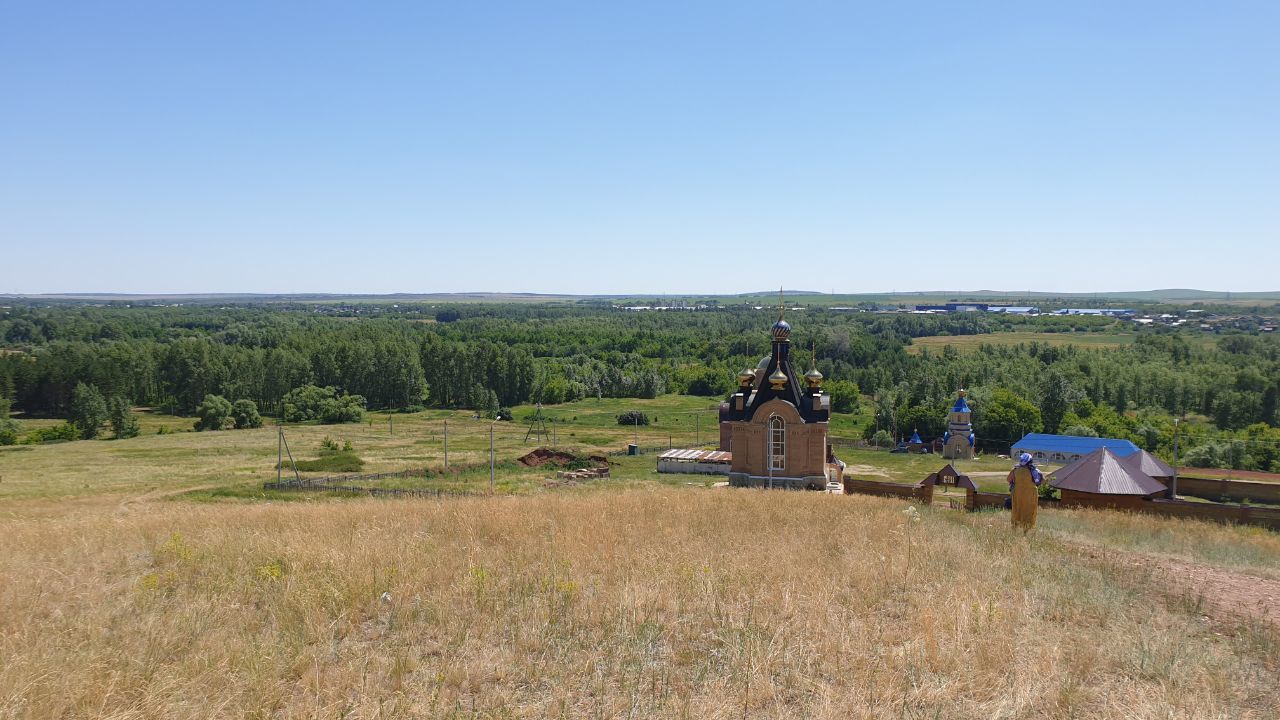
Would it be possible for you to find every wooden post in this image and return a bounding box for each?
[443,420,449,470]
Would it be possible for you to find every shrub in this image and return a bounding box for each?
[24,423,80,444]
[0,417,20,446]
[282,385,366,424]
[870,430,894,448]
[617,410,649,426]
[194,395,234,431]
[232,399,263,429]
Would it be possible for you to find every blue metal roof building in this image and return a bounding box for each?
[1012,433,1140,464]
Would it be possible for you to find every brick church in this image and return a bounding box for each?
[719,312,840,489]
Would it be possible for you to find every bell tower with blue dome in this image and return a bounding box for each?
[942,390,976,460]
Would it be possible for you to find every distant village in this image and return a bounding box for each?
[616,301,1277,333]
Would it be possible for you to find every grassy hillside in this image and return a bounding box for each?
[2,489,1277,718]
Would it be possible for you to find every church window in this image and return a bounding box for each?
[769,415,785,471]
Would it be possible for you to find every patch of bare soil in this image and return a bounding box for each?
[517,447,607,468]
[842,464,893,479]
[1076,543,1280,631]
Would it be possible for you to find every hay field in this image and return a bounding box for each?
[907,332,1137,355]
[2,489,1277,719]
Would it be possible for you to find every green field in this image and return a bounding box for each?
[907,331,1138,354]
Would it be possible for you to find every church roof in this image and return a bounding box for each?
[951,396,971,413]
[909,430,922,444]
[1050,448,1167,495]
[1119,449,1176,479]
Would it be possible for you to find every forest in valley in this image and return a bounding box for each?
[1,301,1278,469]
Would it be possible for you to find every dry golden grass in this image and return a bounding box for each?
[2,489,1276,719]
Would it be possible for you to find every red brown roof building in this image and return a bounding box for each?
[1050,447,1169,510]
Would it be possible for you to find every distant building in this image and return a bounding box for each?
[1012,433,1140,464]
[1054,308,1135,317]
[915,303,989,313]
[719,313,837,489]
[988,306,1040,315]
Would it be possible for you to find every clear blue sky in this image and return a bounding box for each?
[2,1,1277,295]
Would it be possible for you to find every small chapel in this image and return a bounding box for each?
[942,389,976,460]
[719,312,839,489]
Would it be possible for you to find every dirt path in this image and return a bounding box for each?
[117,483,218,511]
[1073,543,1280,631]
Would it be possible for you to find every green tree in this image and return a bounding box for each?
[194,394,235,431]
[975,389,1043,442]
[1062,424,1099,438]
[232,399,263,429]
[69,383,108,439]
[107,396,140,439]
[281,385,365,424]
[0,397,19,445]
[1039,369,1081,434]
[825,379,861,415]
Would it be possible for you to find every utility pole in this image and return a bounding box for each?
[277,425,282,484]
[489,421,496,493]
[1171,417,1180,499]
[443,420,449,470]
[388,411,393,436]
[634,414,639,447]
[696,414,700,445]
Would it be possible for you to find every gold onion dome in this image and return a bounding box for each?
[770,319,791,341]
[737,368,755,385]
[805,367,824,386]
[769,367,788,388]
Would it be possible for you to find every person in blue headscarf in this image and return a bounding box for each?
[1008,452,1042,530]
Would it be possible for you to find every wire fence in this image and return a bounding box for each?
[264,470,483,498]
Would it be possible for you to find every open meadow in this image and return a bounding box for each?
[3,489,1279,719]
[2,396,1280,717]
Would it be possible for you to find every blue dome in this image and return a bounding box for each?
[771,319,791,340]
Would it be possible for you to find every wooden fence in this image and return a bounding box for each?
[1174,476,1280,505]
[842,477,933,505]
[1144,498,1280,531]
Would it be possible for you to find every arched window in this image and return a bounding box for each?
[769,415,785,471]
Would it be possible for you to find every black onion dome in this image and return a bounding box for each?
[771,319,791,341]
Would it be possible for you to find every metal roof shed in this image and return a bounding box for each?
[1118,450,1175,481]
[1051,448,1167,498]
[1012,433,1140,463]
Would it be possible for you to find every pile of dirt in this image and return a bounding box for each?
[518,448,608,468]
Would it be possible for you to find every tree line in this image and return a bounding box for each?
[1,303,1278,467]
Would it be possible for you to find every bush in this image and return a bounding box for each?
[287,438,364,472]
[24,423,80,444]
[617,410,649,426]
[0,417,20,446]
[194,394,234,431]
[282,385,366,424]
[232,399,263,429]
[870,430,893,448]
